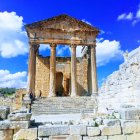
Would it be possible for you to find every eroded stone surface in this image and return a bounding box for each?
[0,106,10,120]
[38,125,70,137]
[122,120,140,134]
[87,127,100,136]
[0,130,13,140]
[70,125,86,135]
[13,127,37,140]
[8,112,32,121]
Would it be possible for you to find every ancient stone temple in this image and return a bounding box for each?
[25,14,99,98]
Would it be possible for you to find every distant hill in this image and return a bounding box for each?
[0,88,16,97]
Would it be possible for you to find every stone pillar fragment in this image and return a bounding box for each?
[71,45,77,97]
[48,44,57,97]
[27,44,39,96]
[91,46,98,95]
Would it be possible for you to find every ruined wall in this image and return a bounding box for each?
[99,47,140,113]
[35,55,88,97]
[0,89,27,111]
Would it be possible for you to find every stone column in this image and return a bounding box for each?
[91,46,98,95]
[48,44,57,97]
[27,44,39,96]
[71,45,77,97]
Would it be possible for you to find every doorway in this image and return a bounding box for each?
[56,72,64,96]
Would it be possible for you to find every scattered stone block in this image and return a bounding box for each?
[13,127,37,140]
[87,127,100,136]
[8,112,32,121]
[70,125,86,135]
[9,121,30,129]
[122,120,140,134]
[0,106,10,120]
[83,136,107,140]
[38,125,70,137]
[0,120,10,129]
[99,119,122,135]
[0,129,13,140]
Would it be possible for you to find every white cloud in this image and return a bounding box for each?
[57,45,70,56]
[136,6,140,18]
[96,40,123,66]
[0,70,27,88]
[117,4,140,25]
[0,11,28,58]
[117,12,133,20]
[39,44,50,51]
[75,39,123,66]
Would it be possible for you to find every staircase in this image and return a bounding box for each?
[31,97,96,115]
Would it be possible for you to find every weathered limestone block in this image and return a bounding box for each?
[108,135,126,140]
[70,125,86,135]
[122,120,140,134]
[13,127,37,140]
[99,120,121,136]
[10,121,30,129]
[87,127,100,136]
[126,134,140,140]
[8,113,32,121]
[119,108,140,120]
[0,129,13,140]
[99,125,121,136]
[83,136,107,140]
[0,106,10,120]
[0,120,10,129]
[38,125,70,137]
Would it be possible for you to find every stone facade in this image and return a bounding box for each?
[35,55,88,97]
[99,46,140,113]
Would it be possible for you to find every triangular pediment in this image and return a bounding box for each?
[26,14,99,32]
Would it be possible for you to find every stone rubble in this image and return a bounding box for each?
[99,47,140,113]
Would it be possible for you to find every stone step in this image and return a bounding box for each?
[31,97,96,115]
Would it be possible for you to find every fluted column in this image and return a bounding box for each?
[48,44,57,97]
[71,45,77,97]
[27,44,39,96]
[91,46,98,95]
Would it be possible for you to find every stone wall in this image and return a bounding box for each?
[35,55,88,97]
[99,47,140,113]
[3,116,140,140]
[0,89,26,112]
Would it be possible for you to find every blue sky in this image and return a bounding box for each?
[0,0,140,88]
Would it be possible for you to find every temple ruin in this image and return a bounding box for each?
[25,14,99,97]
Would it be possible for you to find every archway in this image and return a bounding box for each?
[56,72,64,96]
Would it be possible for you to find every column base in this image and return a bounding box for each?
[48,93,56,97]
[70,93,77,97]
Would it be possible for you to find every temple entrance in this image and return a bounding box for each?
[56,72,64,96]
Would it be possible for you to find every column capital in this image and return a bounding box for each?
[29,43,40,52]
[70,44,77,48]
[50,43,57,48]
